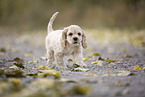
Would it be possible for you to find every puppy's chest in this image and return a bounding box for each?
[63,47,78,55]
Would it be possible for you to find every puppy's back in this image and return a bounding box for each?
[45,30,63,50]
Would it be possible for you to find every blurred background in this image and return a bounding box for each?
[0,0,145,53]
[0,0,145,30]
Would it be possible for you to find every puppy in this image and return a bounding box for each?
[45,12,87,68]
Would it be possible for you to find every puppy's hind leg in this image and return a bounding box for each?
[46,50,54,65]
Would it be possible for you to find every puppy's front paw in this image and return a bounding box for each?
[47,59,50,64]
[47,59,53,65]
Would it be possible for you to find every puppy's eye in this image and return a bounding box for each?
[69,33,73,36]
[78,33,81,36]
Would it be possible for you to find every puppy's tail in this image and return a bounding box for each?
[47,12,59,34]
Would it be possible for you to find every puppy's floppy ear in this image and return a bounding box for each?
[82,31,87,49]
[62,28,68,47]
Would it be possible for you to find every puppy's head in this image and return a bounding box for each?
[62,25,87,49]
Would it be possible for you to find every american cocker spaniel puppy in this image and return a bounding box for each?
[45,12,87,68]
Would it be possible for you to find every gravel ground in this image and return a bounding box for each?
[0,28,145,97]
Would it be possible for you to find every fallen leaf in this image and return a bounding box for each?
[0,78,23,95]
[0,47,6,53]
[72,85,91,95]
[138,68,142,70]
[68,58,73,61]
[40,56,47,60]
[9,66,18,70]
[83,57,90,61]
[13,57,25,69]
[26,72,38,76]
[13,57,24,63]
[7,78,61,97]
[12,78,23,86]
[91,53,101,56]
[71,67,89,72]
[91,61,103,66]
[105,60,116,63]
[125,54,132,58]
[116,58,121,61]
[134,65,145,70]
[117,71,134,76]
[38,70,61,78]
[36,65,51,70]
[4,70,24,77]
[98,57,105,61]
[134,65,139,70]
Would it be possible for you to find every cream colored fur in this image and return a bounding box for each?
[45,12,87,68]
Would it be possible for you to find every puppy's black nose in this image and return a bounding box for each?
[73,37,78,41]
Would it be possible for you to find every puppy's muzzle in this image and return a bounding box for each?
[73,37,78,41]
[73,37,79,44]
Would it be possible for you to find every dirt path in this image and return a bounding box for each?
[0,29,145,97]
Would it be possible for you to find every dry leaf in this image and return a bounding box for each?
[105,60,116,63]
[9,66,18,70]
[40,56,47,60]
[117,71,134,76]
[116,58,121,61]
[0,47,6,53]
[71,67,89,72]
[13,57,25,69]
[138,68,142,70]
[4,70,24,77]
[12,78,23,86]
[125,54,132,58]
[68,58,73,61]
[38,70,61,78]
[134,65,145,70]
[83,58,90,61]
[98,57,105,61]
[26,72,38,76]
[91,53,101,56]
[72,85,91,95]
[91,61,103,66]
[134,65,139,70]
[36,65,51,70]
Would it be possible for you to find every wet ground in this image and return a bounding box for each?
[0,28,145,97]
